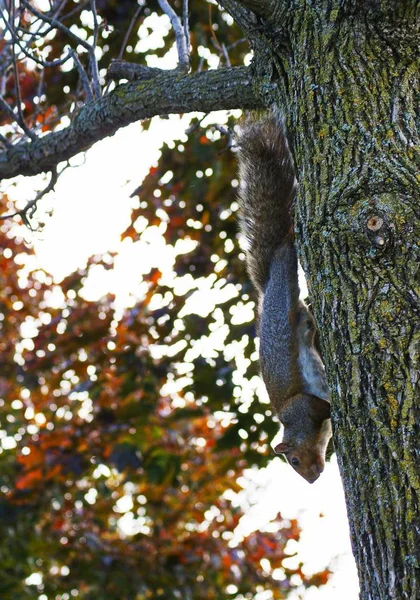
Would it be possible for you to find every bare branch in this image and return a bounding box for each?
[0,95,35,140]
[233,0,273,17]
[0,94,17,122]
[90,0,99,48]
[183,0,190,54]
[15,44,73,68]
[107,60,165,82]
[0,168,58,225]
[0,2,36,140]
[61,1,90,22]
[118,1,146,60]
[157,0,190,71]
[203,123,235,154]
[0,7,74,69]
[88,0,100,97]
[215,0,263,37]
[226,37,248,51]
[69,48,93,102]
[19,1,100,98]
[0,67,263,181]
[21,1,91,52]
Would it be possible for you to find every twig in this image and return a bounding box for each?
[157,0,190,72]
[88,0,100,97]
[90,0,99,46]
[182,0,190,54]
[0,168,58,226]
[1,13,74,69]
[0,70,6,96]
[213,123,235,153]
[28,66,45,126]
[0,4,72,69]
[3,8,91,101]
[197,55,205,73]
[226,37,248,51]
[185,114,207,135]
[61,1,90,22]
[14,40,73,68]
[0,95,34,139]
[69,48,93,101]
[220,43,231,67]
[0,132,12,148]
[208,4,231,67]
[3,1,36,139]
[20,0,101,99]
[21,0,91,52]
[118,1,146,60]
[0,2,70,70]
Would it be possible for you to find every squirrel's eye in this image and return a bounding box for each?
[291,457,300,467]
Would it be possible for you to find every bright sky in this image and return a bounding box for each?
[2,115,360,599]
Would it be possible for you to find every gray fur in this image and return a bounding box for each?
[236,112,332,483]
[237,112,297,292]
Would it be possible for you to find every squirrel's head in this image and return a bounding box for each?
[275,394,331,483]
[274,441,325,483]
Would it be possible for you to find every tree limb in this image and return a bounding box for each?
[117,2,146,60]
[217,0,289,33]
[216,0,260,35]
[157,0,190,71]
[88,0,101,98]
[107,60,164,82]
[236,0,273,17]
[21,0,92,52]
[0,67,263,181]
[0,168,58,225]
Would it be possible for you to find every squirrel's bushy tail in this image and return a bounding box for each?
[237,111,297,292]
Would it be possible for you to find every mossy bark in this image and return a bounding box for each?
[222,1,420,599]
[291,10,419,600]
[0,67,261,181]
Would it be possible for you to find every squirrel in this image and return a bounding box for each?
[236,111,332,483]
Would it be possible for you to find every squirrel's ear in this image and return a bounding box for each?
[274,442,289,455]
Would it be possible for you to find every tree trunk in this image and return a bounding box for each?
[292,10,419,600]
[223,1,420,598]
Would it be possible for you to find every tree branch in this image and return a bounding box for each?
[157,0,190,71]
[107,60,163,82]
[0,67,263,181]
[21,0,92,52]
[237,0,273,17]
[0,168,57,225]
[216,0,259,34]
[183,0,190,57]
[216,0,288,33]
[88,0,101,98]
[117,2,146,60]
[66,48,93,102]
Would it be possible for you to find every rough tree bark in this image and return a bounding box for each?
[1,1,418,598]
[222,1,419,599]
[0,67,261,180]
